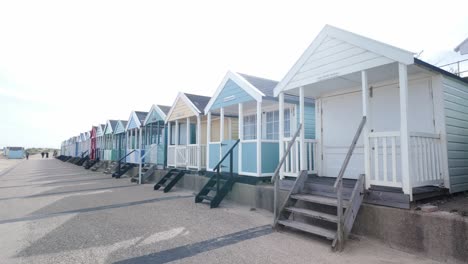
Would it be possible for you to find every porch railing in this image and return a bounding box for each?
[368,131,402,188]
[282,138,317,177]
[187,144,206,169]
[368,131,444,189]
[409,132,444,187]
[176,146,187,167]
[167,146,176,167]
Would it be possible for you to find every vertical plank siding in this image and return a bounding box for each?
[443,77,468,192]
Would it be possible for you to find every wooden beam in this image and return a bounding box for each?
[238,103,243,173]
[257,101,262,176]
[197,115,201,170]
[207,112,211,169]
[399,63,412,198]
[362,71,371,189]
[279,92,285,179]
[299,86,306,171]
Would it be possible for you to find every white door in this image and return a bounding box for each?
[321,91,364,179]
[321,78,435,180]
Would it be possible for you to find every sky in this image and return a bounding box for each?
[1,0,468,148]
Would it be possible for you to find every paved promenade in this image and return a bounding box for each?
[0,157,440,263]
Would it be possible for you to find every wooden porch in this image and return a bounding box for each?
[280,175,448,209]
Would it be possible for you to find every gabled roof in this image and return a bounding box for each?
[205,71,278,112]
[238,73,278,97]
[274,25,414,96]
[184,93,210,112]
[126,111,148,130]
[143,104,170,125]
[115,120,128,134]
[165,92,211,122]
[104,120,118,134]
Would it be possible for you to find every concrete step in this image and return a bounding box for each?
[291,194,349,208]
[285,207,338,223]
[277,220,336,240]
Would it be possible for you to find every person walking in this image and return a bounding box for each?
[41,152,44,158]
[46,152,49,158]
[25,151,29,160]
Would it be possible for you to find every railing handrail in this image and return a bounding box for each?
[118,149,137,163]
[139,145,155,160]
[271,123,303,183]
[409,132,440,139]
[333,117,367,190]
[213,139,240,171]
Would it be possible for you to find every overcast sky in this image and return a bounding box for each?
[1,0,468,148]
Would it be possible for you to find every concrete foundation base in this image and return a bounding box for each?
[148,170,468,263]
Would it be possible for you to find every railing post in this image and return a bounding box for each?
[279,92,285,179]
[362,70,371,189]
[299,86,306,171]
[337,180,343,251]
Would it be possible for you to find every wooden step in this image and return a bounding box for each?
[285,207,338,223]
[291,194,349,207]
[277,220,336,240]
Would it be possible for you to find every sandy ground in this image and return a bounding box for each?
[0,158,444,264]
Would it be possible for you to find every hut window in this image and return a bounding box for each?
[243,114,257,140]
[266,111,279,140]
[284,109,291,138]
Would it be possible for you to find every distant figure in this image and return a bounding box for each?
[53,150,57,157]
[25,151,29,160]
[46,152,49,158]
[41,152,44,158]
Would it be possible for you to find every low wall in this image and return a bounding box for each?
[353,204,468,263]
[150,171,468,263]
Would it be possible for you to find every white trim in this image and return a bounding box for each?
[274,24,415,96]
[125,111,142,130]
[238,103,243,174]
[399,63,412,198]
[256,101,262,175]
[143,104,167,126]
[204,71,264,113]
[239,171,274,177]
[165,92,202,122]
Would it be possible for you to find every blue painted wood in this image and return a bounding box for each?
[209,143,221,169]
[146,108,164,124]
[210,79,255,111]
[261,142,279,173]
[241,142,257,173]
[127,115,140,130]
[114,122,126,134]
[296,103,316,139]
[221,140,239,174]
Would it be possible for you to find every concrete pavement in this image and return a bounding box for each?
[0,158,442,263]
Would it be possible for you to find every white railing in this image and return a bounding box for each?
[144,144,159,164]
[410,132,444,187]
[176,146,187,167]
[187,145,198,168]
[167,146,176,167]
[369,131,402,188]
[369,131,445,190]
[186,144,207,169]
[282,138,317,177]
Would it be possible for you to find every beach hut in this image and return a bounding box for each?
[165,92,210,170]
[90,126,97,160]
[5,147,24,159]
[96,124,105,160]
[103,120,119,161]
[271,25,468,246]
[204,71,315,180]
[114,120,128,161]
[142,104,171,168]
[125,111,148,164]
